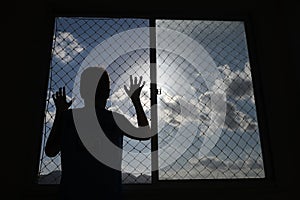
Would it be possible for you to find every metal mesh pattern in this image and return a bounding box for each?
[38,17,265,184]
[156,20,264,179]
[38,17,151,184]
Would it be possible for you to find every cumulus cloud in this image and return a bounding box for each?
[224,101,257,132]
[110,87,128,102]
[189,156,263,171]
[186,155,264,178]
[160,91,212,126]
[194,62,258,132]
[197,156,227,170]
[218,62,254,101]
[228,77,252,98]
[245,157,264,170]
[198,89,257,132]
[226,157,264,171]
[160,94,181,115]
[226,159,245,170]
[111,84,205,131]
[109,61,256,138]
[53,31,84,63]
[77,62,258,155]
[105,62,260,176]
[110,87,151,127]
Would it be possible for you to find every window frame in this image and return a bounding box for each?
[32,8,275,197]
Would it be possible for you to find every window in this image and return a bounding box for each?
[38,17,265,184]
[156,20,264,179]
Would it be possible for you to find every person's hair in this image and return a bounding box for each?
[80,67,110,101]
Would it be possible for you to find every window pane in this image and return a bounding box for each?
[38,17,151,184]
[156,20,265,179]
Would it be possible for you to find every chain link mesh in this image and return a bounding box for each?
[156,20,264,179]
[38,17,265,184]
[38,17,151,184]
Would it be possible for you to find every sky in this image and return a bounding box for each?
[39,17,265,183]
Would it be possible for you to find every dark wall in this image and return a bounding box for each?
[3,1,298,199]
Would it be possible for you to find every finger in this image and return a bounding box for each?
[138,76,143,86]
[134,76,137,85]
[56,91,59,98]
[59,87,62,96]
[141,81,146,88]
[63,86,66,97]
[129,75,133,86]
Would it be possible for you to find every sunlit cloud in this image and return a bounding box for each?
[109,62,258,135]
[198,156,227,170]
[110,87,128,102]
[161,154,264,179]
[193,62,258,132]
[218,62,254,101]
[245,157,264,170]
[45,110,55,125]
[188,155,264,174]
[53,31,84,63]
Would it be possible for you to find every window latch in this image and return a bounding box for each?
[156,88,162,95]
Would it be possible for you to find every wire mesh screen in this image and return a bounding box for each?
[156,20,265,179]
[38,17,265,185]
[38,17,151,184]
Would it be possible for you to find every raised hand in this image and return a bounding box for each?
[124,75,145,102]
[52,86,73,113]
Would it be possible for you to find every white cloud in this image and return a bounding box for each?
[45,110,55,125]
[53,31,84,63]
[245,157,264,170]
[197,156,227,170]
[160,94,182,115]
[195,62,258,133]
[110,87,127,102]
[184,155,265,178]
[160,159,264,179]
[226,159,245,170]
[110,86,151,126]
[218,62,254,101]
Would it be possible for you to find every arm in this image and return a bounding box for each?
[123,75,151,140]
[45,87,73,157]
[45,110,63,157]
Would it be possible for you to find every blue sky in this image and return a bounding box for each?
[40,17,265,182]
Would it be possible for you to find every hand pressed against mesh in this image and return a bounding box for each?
[52,87,73,113]
[124,75,145,102]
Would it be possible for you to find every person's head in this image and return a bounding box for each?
[80,67,110,107]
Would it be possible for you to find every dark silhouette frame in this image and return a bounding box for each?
[29,3,279,200]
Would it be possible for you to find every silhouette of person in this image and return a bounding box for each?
[45,67,151,200]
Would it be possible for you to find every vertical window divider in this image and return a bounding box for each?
[150,18,159,184]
